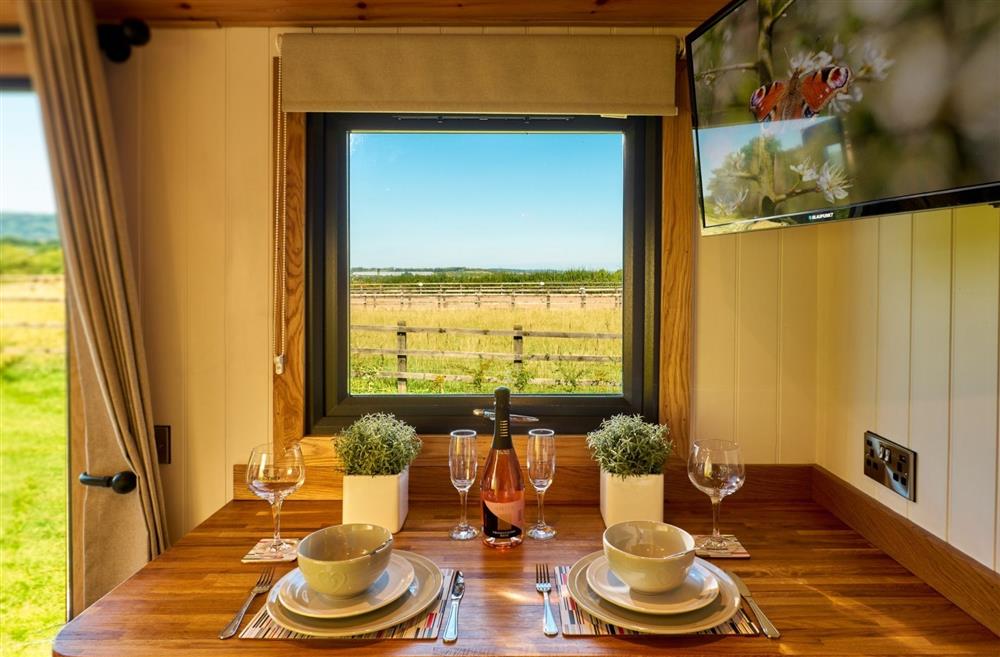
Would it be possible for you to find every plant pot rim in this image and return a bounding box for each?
[601,469,664,479]
[342,466,411,478]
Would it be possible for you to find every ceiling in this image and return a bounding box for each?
[2,0,731,29]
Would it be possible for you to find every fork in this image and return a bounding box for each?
[535,564,559,636]
[219,567,274,639]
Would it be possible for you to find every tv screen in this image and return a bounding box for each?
[687,0,1000,234]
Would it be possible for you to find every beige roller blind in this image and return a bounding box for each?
[281,33,677,116]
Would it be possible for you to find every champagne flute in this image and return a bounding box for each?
[687,439,745,551]
[449,430,479,540]
[246,442,305,556]
[527,429,557,540]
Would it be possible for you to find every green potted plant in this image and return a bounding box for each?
[586,414,673,527]
[334,413,422,533]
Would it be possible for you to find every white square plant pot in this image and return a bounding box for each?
[341,467,409,533]
[599,470,664,527]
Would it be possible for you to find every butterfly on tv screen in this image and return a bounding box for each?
[749,66,852,122]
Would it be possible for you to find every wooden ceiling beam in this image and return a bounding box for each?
[87,0,728,28]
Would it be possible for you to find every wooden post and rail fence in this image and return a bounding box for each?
[352,321,622,391]
[2,277,624,382]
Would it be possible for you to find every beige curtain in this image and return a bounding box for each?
[19,0,169,582]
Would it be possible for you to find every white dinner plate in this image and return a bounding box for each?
[585,554,720,615]
[276,553,416,619]
[265,551,443,637]
[566,551,740,634]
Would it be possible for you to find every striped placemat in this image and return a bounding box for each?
[238,568,453,640]
[554,566,760,636]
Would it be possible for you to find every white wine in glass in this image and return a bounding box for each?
[246,442,305,556]
[687,439,744,551]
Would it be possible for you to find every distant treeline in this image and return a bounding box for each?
[351,268,623,284]
[0,212,60,242]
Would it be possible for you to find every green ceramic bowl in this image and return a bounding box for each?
[603,521,696,594]
[297,524,393,598]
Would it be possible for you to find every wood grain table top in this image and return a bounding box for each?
[53,500,1000,657]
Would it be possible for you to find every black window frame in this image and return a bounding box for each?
[306,113,661,435]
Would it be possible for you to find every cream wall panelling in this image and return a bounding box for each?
[816,218,880,498]
[947,205,999,567]
[777,227,817,464]
[735,231,779,463]
[691,227,817,464]
[815,207,1000,572]
[907,210,952,539]
[105,28,275,538]
[874,214,912,516]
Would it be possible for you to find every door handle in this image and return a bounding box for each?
[78,471,137,494]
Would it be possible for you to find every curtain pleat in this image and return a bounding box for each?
[19,0,169,567]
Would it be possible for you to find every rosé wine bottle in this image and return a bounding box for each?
[480,387,525,548]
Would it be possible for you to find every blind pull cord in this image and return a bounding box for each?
[273,55,288,376]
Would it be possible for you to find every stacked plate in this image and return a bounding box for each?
[565,551,742,634]
[265,551,444,637]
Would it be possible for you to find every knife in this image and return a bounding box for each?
[442,570,465,642]
[730,573,780,639]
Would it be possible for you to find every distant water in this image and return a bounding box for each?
[0,212,59,242]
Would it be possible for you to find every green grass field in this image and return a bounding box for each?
[0,276,67,657]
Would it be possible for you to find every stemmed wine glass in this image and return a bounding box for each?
[449,430,479,540]
[245,442,305,557]
[527,429,557,540]
[687,439,745,551]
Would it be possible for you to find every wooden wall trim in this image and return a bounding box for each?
[87,1,728,28]
[271,56,307,446]
[659,59,694,455]
[811,465,1000,638]
[0,39,30,79]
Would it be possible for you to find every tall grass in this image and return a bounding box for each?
[349,304,623,394]
[0,240,64,276]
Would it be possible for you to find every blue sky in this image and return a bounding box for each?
[0,92,626,271]
[0,91,56,214]
[349,132,624,270]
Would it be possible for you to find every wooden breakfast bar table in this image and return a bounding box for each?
[53,499,1000,657]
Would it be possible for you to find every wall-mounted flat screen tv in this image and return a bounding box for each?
[687,0,1000,235]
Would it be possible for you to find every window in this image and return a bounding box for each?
[306,114,660,433]
[0,84,68,649]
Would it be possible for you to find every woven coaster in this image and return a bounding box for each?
[238,568,453,640]
[241,538,299,563]
[553,566,759,636]
[692,535,750,559]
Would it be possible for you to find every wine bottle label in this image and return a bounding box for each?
[482,498,524,538]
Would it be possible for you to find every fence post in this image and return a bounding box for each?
[546,293,551,309]
[513,324,523,376]
[396,321,408,393]
[510,292,516,309]
[579,286,587,308]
